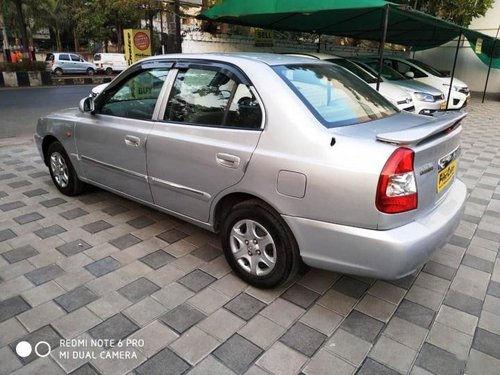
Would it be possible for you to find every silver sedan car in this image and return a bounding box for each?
[35,53,467,288]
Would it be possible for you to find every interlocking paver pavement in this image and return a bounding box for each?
[0,98,500,374]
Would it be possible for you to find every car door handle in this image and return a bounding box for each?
[216,153,241,168]
[124,135,141,147]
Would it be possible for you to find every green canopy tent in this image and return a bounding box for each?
[200,0,500,104]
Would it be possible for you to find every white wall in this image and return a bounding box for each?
[415,1,500,94]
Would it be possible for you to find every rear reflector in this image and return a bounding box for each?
[376,148,418,214]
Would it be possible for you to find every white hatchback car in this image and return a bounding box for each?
[381,57,470,110]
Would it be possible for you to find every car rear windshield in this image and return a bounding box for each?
[274,64,397,128]
[94,54,101,61]
[326,59,378,84]
[45,54,54,62]
[407,59,447,77]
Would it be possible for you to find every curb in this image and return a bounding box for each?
[0,71,113,88]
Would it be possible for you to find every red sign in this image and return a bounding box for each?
[134,32,150,51]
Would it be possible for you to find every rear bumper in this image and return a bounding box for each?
[283,179,467,279]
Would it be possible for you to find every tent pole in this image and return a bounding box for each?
[376,5,390,91]
[482,25,500,103]
[446,31,462,110]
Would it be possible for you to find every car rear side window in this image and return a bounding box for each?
[164,67,262,129]
[59,54,70,61]
[97,68,170,120]
[70,54,82,62]
[274,64,397,128]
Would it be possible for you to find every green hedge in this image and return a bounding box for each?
[0,61,48,72]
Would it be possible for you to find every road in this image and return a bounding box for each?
[0,85,92,139]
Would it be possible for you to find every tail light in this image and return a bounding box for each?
[376,147,417,214]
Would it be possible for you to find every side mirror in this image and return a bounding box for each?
[405,71,415,79]
[79,97,95,113]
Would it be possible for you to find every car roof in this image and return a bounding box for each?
[139,53,329,67]
[285,52,342,60]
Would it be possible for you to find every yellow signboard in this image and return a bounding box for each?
[124,29,152,65]
[255,29,274,47]
[475,38,483,54]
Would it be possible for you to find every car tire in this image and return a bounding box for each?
[87,68,95,76]
[47,142,85,196]
[105,67,113,76]
[221,200,301,288]
[54,68,63,76]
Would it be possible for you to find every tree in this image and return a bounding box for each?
[415,0,494,27]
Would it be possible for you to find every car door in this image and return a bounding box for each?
[70,54,83,72]
[58,53,71,73]
[75,63,171,202]
[147,62,264,222]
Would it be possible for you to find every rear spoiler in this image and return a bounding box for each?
[376,112,467,146]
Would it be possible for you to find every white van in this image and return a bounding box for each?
[93,53,127,75]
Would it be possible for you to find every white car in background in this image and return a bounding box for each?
[353,59,446,116]
[288,53,415,113]
[380,56,470,110]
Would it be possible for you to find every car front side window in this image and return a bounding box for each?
[96,68,170,120]
[164,67,262,129]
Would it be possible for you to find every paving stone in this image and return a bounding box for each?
[198,308,245,341]
[443,289,483,317]
[87,292,132,320]
[2,245,39,263]
[28,171,46,178]
[56,239,92,257]
[355,294,397,323]
[126,215,155,229]
[435,305,478,336]
[281,284,320,309]
[10,325,62,364]
[483,295,500,315]
[415,343,465,375]
[135,348,190,375]
[34,224,67,239]
[70,363,101,375]
[423,261,456,281]
[81,220,113,234]
[139,249,175,269]
[405,285,444,311]
[370,336,417,374]
[123,296,166,326]
[427,322,473,361]
[279,321,326,357]
[8,179,31,188]
[224,293,266,321]
[188,286,230,315]
[157,229,188,244]
[451,265,491,300]
[170,326,220,365]
[325,328,372,366]
[299,304,342,335]
[340,310,384,343]
[23,188,48,197]
[0,346,22,375]
[394,299,435,329]
[383,316,428,350]
[21,281,65,307]
[88,313,139,343]
[414,272,450,294]
[368,281,406,305]
[102,204,129,216]
[256,341,307,375]
[0,172,16,180]
[13,211,44,224]
[0,318,27,348]
[462,254,495,273]
[0,295,31,323]
[188,355,235,375]
[214,334,263,374]
[17,300,66,331]
[152,282,194,310]
[479,310,500,336]
[303,349,356,375]
[178,269,216,292]
[118,277,160,303]
[39,197,67,208]
[84,257,121,277]
[165,240,198,258]
[0,228,17,242]
[52,307,102,339]
[129,320,178,357]
[191,243,222,262]
[389,273,417,290]
[210,273,247,298]
[160,303,206,334]
[357,358,401,375]
[238,315,285,349]
[0,201,26,212]
[55,286,99,312]
[466,349,500,375]
[60,208,89,220]
[488,280,500,298]
[109,233,142,250]
[25,264,65,285]
[332,275,370,299]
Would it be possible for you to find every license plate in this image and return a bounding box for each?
[440,102,447,110]
[437,149,459,192]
